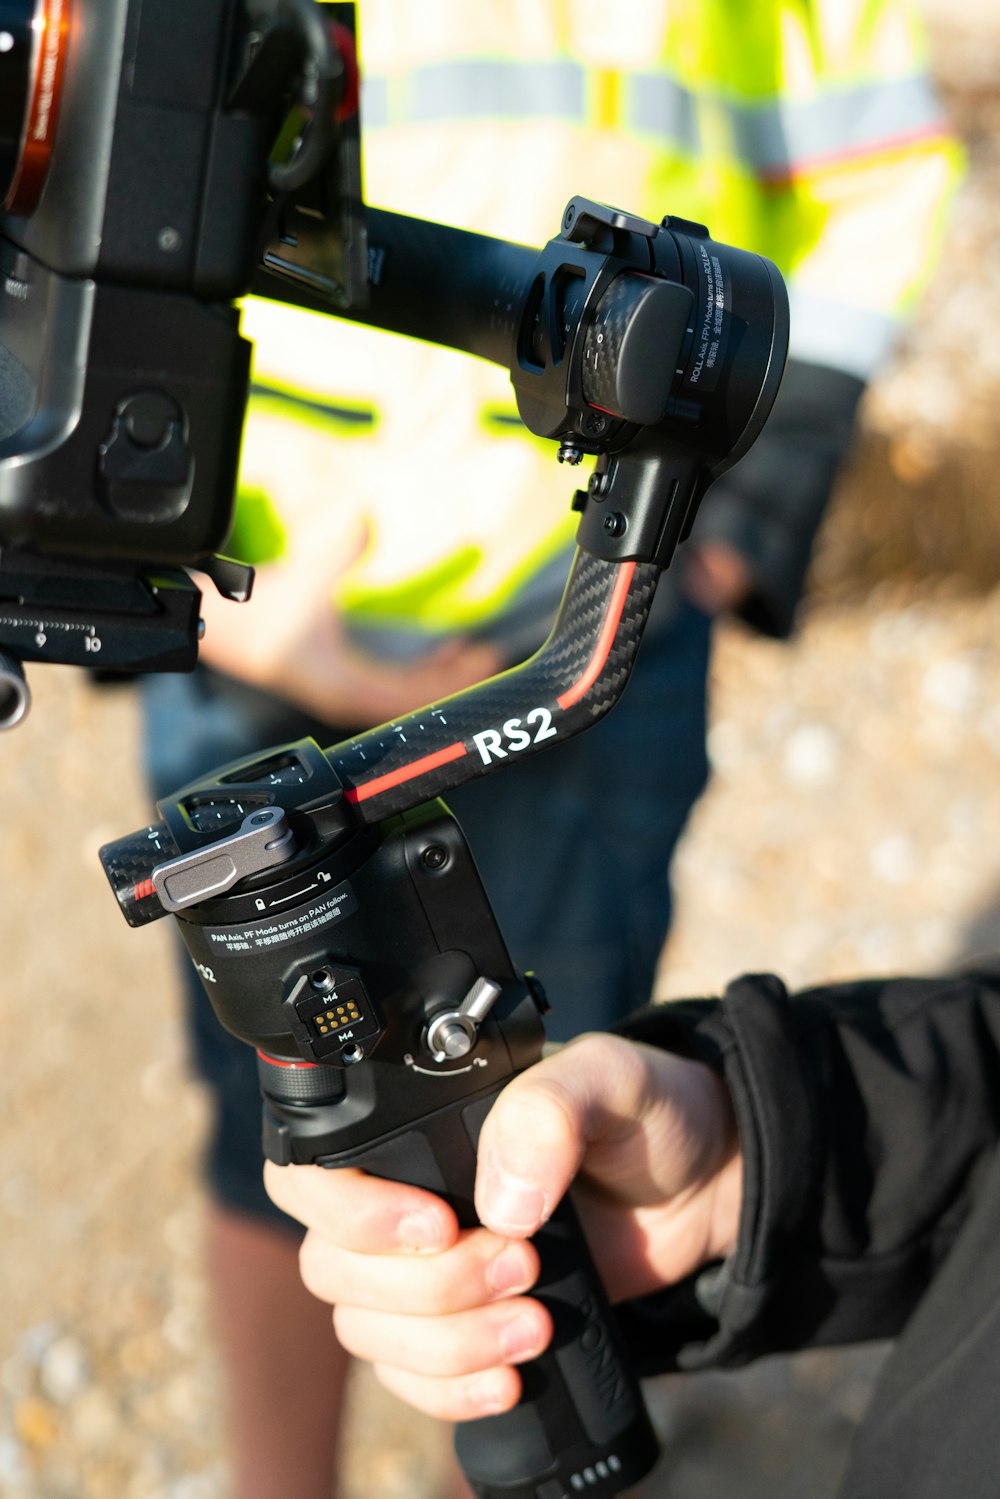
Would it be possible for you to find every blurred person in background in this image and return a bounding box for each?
[138,2,960,1495]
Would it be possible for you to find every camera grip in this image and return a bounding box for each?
[315,1081,659,1499]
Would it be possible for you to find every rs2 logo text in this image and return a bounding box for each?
[472,706,558,764]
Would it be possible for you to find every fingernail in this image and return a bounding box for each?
[397,1210,444,1250]
[487,1246,533,1297]
[485,1177,546,1234]
[500,1314,545,1363]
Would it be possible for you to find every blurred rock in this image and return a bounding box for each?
[2,7,1000,1499]
[14,1397,61,1451]
[39,1337,90,1407]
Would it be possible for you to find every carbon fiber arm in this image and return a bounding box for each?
[100,550,660,921]
[330,551,660,822]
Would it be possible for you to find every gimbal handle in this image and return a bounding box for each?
[259,1055,659,1499]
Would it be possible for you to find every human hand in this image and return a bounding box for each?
[196,517,502,728]
[681,540,754,616]
[264,1032,742,1421]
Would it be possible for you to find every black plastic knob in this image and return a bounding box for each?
[581,273,693,426]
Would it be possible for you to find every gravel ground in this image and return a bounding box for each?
[6,584,1000,1499]
[3,6,1000,1497]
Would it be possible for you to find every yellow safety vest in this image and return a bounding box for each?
[234,0,960,651]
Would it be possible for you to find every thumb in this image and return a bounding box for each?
[474,1038,610,1238]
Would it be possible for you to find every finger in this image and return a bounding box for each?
[298,1225,540,1315]
[332,1296,552,1379]
[292,513,371,585]
[404,641,504,697]
[474,1033,648,1237]
[374,1360,522,1422]
[263,1161,459,1254]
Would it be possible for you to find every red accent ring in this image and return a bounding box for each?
[4,0,72,213]
[327,21,359,123]
[257,1050,319,1070]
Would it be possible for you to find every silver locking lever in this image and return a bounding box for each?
[152,807,297,913]
[425,977,503,1062]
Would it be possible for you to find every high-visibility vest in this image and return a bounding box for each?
[235,0,960,653]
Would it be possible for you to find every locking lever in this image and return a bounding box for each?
[152,807,296,912]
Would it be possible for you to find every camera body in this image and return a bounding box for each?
[0,0,364,700]
[0,0,270,564]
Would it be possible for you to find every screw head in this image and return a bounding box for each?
[421,844,448,870]
[603,512,627,538]
[557,442,584,466]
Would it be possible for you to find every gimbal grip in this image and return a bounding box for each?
[308,1079,659,1499]
[453,1194,660,1499]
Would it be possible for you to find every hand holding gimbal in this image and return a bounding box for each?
[101,203,786,1499]
[3,4,787,1495]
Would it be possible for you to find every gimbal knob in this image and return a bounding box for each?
[425,976,502,1061]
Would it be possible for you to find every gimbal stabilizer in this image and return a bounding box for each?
[2,3,788,1495]
[101,200,786,1499]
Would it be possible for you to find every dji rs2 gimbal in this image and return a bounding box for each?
[1,4,787,1495]
[102,192,787,1499]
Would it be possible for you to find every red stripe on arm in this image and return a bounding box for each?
[344,740,469,805]
[557,562,636,710]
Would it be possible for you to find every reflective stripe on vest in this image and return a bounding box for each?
[364,59,587,128]
[233,0,960,621]
[364,61,948,181]
[628,70,947,179]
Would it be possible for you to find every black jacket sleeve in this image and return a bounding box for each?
[610,967,1000,1375]
[689,358,866,638]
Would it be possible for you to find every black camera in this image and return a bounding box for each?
[0,0,363,713]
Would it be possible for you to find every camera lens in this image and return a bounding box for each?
[0,0,71,214]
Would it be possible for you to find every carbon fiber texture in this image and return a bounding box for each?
[330,551,660,822]
[581,273,636,415]
[99,821,179,927]
[100,551,661,922]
